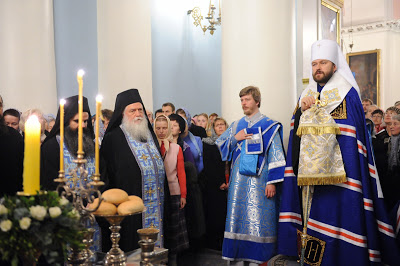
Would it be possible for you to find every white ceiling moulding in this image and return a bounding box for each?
[341,19,400,35]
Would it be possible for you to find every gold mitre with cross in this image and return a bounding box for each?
[296,100,346,186]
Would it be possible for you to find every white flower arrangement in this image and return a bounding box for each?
[19,217,31,230]
[29,205,47,221]
[0,191,85,265]
[0,219,12,232]
[49,206,62,218]
[0,204,7,215]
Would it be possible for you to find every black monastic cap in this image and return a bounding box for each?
[105,89,159,149]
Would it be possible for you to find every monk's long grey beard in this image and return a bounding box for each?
[64,126,95,157]
[121,116,149,143]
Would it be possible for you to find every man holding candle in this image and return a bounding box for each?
[100,89,165,252]
[41,95,95,190]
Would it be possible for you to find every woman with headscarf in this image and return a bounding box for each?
[176,113,204,174]
[169,114,195,164]
[169,114,206,250]
[176,108,207,139]
[153,115,189,265]
[202,117,229,250]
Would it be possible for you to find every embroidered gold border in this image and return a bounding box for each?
[298,173,347,186]
[330,98,347,119]
[296,125,341,137]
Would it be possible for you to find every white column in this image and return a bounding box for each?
[221,1,298,143]
[97,0,153,111]
[0,0,57,114]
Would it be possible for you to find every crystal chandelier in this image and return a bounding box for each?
[187,0,221,35]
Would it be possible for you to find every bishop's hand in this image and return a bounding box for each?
[301,96,316,112]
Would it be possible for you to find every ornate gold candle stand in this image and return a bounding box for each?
[54,153,104,265]
[96,212,144,266]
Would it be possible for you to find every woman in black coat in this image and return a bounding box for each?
[201,117,229,250]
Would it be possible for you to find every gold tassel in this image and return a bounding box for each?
[297,125,341,137]
[297,174,347,186]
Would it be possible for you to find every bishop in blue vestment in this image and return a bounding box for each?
[278,39,400,265]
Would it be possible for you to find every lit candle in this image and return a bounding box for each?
[22,115,41,195]
[77,69,85,155]
[59,99,66,172]
[95,95,103,176]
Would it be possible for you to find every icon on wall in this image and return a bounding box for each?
[347,49,380,105]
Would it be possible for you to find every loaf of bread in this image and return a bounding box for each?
[118,196,145,215]
[93,201,118,215]
[102,188,129,204]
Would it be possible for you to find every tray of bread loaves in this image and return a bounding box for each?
[89,188,146,218]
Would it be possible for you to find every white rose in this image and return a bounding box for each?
[69,209,80,220]
[19,217,31,230]
[29,205,47,221]
[49,207,62,218]
[0,220,12,232]
[59,197,69,206]
[0,205,7,215]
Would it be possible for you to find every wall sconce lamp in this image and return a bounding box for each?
[188,0,221,35]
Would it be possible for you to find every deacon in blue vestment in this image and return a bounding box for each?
[278,40,400,265]
[216,86,286,264]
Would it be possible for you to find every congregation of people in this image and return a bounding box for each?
[1,39,400,265]
[362,98,400,212]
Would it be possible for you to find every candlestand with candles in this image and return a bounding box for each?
[53,71,105,265]
[54,151,105,265]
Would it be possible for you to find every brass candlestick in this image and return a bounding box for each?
[137,228,159,265]
[55,152,105,265]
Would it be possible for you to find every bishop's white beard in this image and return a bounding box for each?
[122,116,149,142]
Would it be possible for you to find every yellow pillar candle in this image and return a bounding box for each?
[95,95,103,176]
[22,115,41,195]
[77,69,85,155]
[59,99,66,172]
